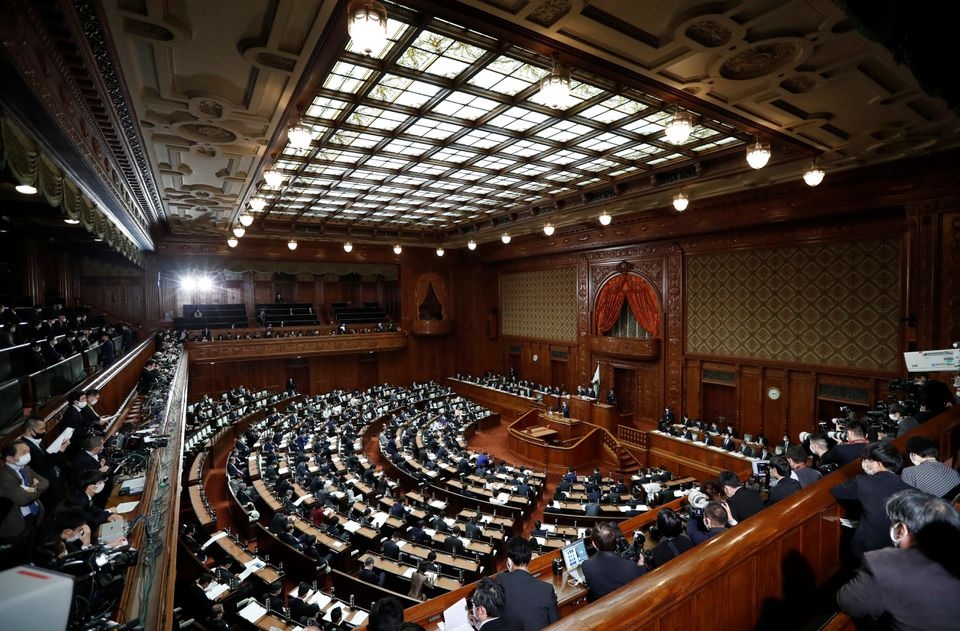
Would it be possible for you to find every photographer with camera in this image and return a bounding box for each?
[581,521,647,602]
[686,500,730,545]
[886,403,919,438]
[812,419,871,470]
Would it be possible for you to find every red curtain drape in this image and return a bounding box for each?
[595,274,661,336]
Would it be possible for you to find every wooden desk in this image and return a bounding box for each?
[373,557,462,592]
[525,426,560,442]
[212,535,282,585]
[189,485,216,529]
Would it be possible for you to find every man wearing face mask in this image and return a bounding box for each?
[887,403,919,438]
[21,417,69,509]
[837,489,960,629]
[72,435,113,505]
[0,441,49,556]
[81,388,109,433]
[830,442,911,559]
[494,537,558,630]
[65,471,122,527]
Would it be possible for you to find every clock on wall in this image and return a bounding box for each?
[767,387,781,400]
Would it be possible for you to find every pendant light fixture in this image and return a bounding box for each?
[598,210,612,226]
[347,0,388,55]
[664,111,694,145]
[539,55,571,109]
[746,138,771,169]
[343,242,353,253]
[803,160,825,186]
[287,238,298,251]
[227,237,238,248]
[673,193,689,212]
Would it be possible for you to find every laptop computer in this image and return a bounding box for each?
[561,539,589,584]
[97,519,126,545]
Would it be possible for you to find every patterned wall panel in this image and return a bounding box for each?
[686,238,901,371]
[501,268,577,341]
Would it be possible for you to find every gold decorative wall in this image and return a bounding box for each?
[686,238,901,371]
[500,268,577,341]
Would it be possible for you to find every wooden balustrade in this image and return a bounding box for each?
[186,331,408,362]
[543,407,960,631]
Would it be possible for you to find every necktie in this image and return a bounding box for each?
[17,467,40,516]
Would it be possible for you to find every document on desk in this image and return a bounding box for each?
[115,501,140,514]
[309,591,332,608]
[238,601,267,622]
[396,540,408,549]
[402,567,415,578]
[349,610,368,626]
[343,520,361,533]
[429,499,448,509]
[46,427,74,453]
[443,597,473,631]
[204,582,230,600]
[294,495,307,506]
[201,531,228,549]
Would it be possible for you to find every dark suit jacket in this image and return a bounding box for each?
[837,546,960,629]
[61,405,86,436]
[72,450,101,474]
[727,487,765,522]
[767,477,802,505]
[381,538,400,560]
[494,569,558,631]
[478,617,524,631]
[23,438,66,482]
[830,471,911,558]
[581,551,647,601]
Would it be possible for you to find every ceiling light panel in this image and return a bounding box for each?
[263,6,745,234]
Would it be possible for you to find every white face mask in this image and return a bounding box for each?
[77,401,87,408]
[93,482,105,494]
[861,461,873,476]
[16,453,31,467]
[66,531,82,543]
[909,454,921,466]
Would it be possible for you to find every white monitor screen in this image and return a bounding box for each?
[561,539,589,572]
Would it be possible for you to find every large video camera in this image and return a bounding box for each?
[53,544,139,628]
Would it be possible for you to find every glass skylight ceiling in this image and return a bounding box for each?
[263,5,745,233]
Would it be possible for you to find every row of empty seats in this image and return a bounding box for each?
[332,302,388,325]
[256,303,319,327]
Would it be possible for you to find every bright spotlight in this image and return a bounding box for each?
[198,277,214,292]
[181,276,197,291]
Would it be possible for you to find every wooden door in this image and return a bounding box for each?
[613,367,636,416]
[702,383,736,424]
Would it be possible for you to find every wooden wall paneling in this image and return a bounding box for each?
[361,280,378,305]
[940,208,960,348]
[724,558,759,627]
[739,366,762,438]
[787,371,816,438]
[323,281,340,313]
[762,368,787,443]
[684,359,701,418]
[254,281,273,306]
[296,280,315,306]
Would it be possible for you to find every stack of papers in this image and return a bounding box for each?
[115,501,140,514]
[204,582,230,600]
[238,601,267,622]
[343,521,361,533]
[201,531,228,550]
[46,427,74,453]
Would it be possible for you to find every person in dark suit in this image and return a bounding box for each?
[837,489,960,629]
[686,501,730,545]
[60,391,88,443]
[718,471,765,524]
[81,388,109,433]
[720,433,736,451]
[183,573,216,618]
[495,537,558,631]
[648,509,695,568]
[465,516,482,540]
[766,456,802,506]
[468,577,523,630]
[815,420,870,469]
[358,556,385,586]
[562,468,577,484]
[830,442,911,559]
[20,417,68,510]
[582,522,647,601]
[530,520,547,538]
[584,500,601,516]
[138,359,159,394]
[288,582,320,622]
[560,401,570,418]
[381,531,401,560]
[64,471,119,527]
[444,527,465,555]
[98,333,115,368]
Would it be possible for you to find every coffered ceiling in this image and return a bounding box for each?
[24,0,960,250]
